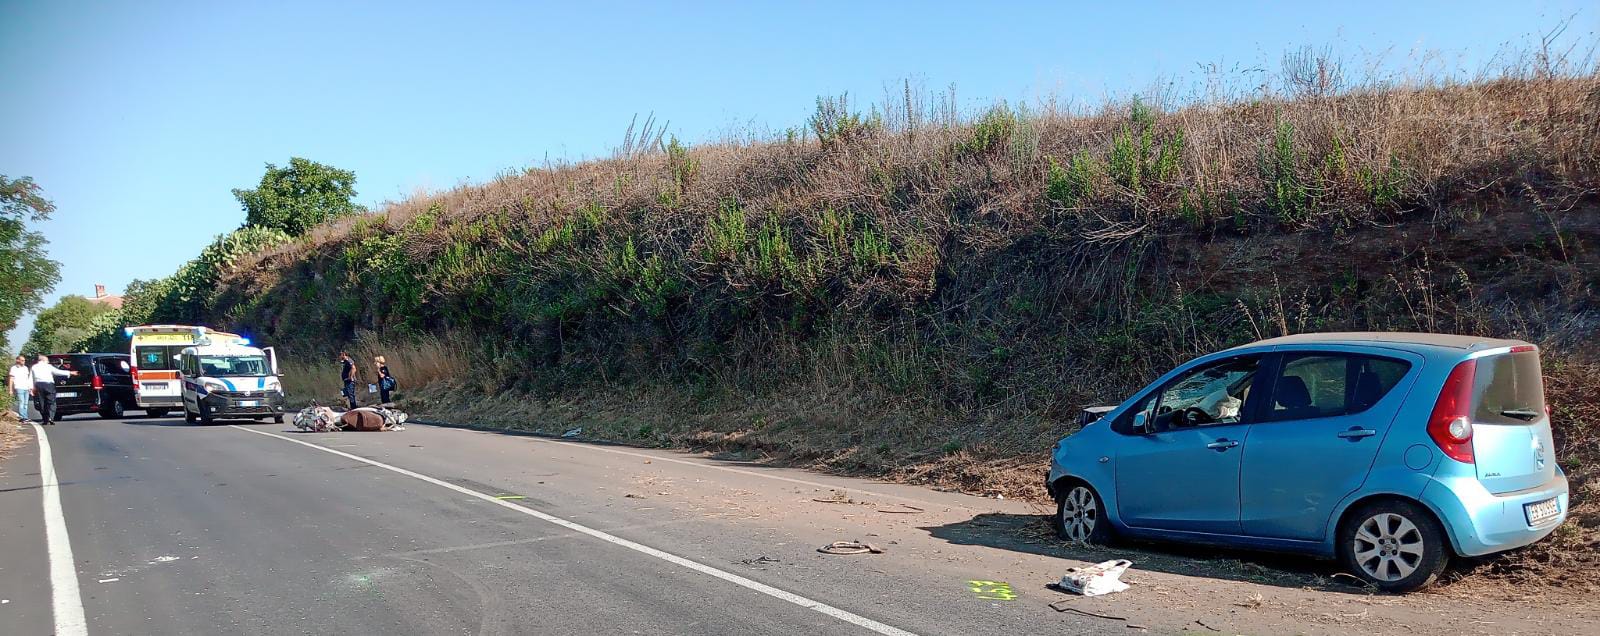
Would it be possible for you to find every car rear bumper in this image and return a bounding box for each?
[1423,467,1569,557]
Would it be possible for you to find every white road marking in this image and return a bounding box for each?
[231,425,918,636]
[33,423,89,636]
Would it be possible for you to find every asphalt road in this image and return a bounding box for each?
[0,414,1086,636]
[4,413,1592,636]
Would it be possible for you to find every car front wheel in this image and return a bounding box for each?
[1338,500,1450,592]
[1054,482,1114,545]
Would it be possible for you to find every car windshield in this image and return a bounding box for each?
[1163,365,1254,416]
[196,355,271,377]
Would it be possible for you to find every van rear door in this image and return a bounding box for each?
[47,354,95,412]
[1470,349,1556,494]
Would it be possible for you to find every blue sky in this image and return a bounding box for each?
[1,0,1593,348]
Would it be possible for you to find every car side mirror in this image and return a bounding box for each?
[1132,411,1149,434]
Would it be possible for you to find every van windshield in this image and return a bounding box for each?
[196,355,272,377]
[1473,350,1545,425]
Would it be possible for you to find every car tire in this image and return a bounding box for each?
[1053,481,1115,545]
[272,414,284,424]
[147,408,169,418]
[1337,500,1450,593]
[98,399,126,419]
[184,408,197,424]
[198,402,214,425]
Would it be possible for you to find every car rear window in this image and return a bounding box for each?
[48,355,93,374]
[1473,351,1545,425]
[135,346,182,371]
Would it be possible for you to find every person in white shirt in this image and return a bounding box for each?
[30,354,76,425]
[7,355,31,421]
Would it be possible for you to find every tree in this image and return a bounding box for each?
[232,157,364,236]
[0,176,63,354]
[22,295,114,355]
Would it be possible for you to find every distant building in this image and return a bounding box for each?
[90,284,123,310]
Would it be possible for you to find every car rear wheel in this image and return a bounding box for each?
[1053,482,1114,545]
[98,399,126,419]
[1338,500,1449,592]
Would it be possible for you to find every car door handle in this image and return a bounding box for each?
[1206,439,1240,450]
[1337,428,1377,440]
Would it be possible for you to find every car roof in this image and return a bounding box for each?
[1236,331,1529,353]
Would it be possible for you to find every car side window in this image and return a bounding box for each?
[1264,353,1410,422]
[1128,356,1262,433]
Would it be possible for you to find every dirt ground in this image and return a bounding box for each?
[532,431,1600,636]
[403,390,1599,631]
[0,411,26,461]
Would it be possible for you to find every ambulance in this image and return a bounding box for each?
[126,325,274,419]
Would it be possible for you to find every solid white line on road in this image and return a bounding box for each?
[33,423,89,636]
[231,425,918,636]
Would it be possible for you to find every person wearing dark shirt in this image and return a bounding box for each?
[338,351,358,410]
[374,355,395,404]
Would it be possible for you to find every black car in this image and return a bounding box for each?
[46,353,138,419]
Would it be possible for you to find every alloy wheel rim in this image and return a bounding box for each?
[1353,512,1425,581]
[1060,487,1098,542]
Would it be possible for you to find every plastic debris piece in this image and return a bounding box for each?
[1055,559,1133,597]
[562,427,582,438]
[817,541,885,555]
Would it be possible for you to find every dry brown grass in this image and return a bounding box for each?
[0,411,27,462]
[281,335,471,407]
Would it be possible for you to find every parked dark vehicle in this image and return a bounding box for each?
[47,353,138,419]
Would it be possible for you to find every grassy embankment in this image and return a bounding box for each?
[233,56,1597,589]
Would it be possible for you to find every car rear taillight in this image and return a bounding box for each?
[1427,359,1476,463]
[92,375,104,390]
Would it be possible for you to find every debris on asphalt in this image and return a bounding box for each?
[341,407,407,431]
[1053,559,1133,597]
[294,405,408,432]
[98,578,119,583]
[1235,593,1264,609]
[562,427,582,438]
[293,406,340,431]
[1048,600,1126,621]
[1194,618,1222,632]
[738,556,780,568]
[967,580,1018,600]
[817,541,885,555]
[876,504,924,514]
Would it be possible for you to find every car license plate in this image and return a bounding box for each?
[142,383,166,390]
[58,391,78,398]
[237,400,260,407]
[1525,497,1560,526]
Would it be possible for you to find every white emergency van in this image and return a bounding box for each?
[177,339,286,424]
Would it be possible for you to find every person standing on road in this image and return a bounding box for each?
[8,355,33,421]
[339,351,358,410]
[30,354,76,425]
[373,355,395,405]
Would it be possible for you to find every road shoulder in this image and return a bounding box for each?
[0,425,54,635]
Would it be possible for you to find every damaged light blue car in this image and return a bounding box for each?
[1046,332,1569,592]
